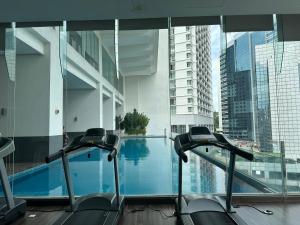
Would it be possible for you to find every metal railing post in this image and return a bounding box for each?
[280,141,287,196]
[61,153,76,211]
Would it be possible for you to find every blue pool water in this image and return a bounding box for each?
[1,138,260,196]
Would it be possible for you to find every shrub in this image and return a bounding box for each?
[121,109,150,135]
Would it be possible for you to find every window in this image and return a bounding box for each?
[187,70,192,77]
[188,98,193,104]
[169,71,175,79]
[187,62,191,67]
[187,80,192,86]
[170,80,176,88]
[186,26,190,31]
[170,63,175,70]
[187,89,193,95]
[170,98,176,105]
[172,125,187,134]
[170,39,174,45]
[186,44,191,50]
[170,89,176,96]
[68,31,99,70]
[171,28,174,34]
[187,53,191,59]
[186,34,191,40]
[84,32,99,70]
[188,107,193,112]
[68,31,83,55]
[170,106,176,115]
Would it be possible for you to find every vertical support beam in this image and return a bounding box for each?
[226,152,236,212]
[99,84,103,128]
[103,92,115,131]
[280,141,287,196]
[112,93,116,130]
[61,153,75,211]
[0,27,5,52]
[0,158,15,209]
[113,157,120,206]
[178,157,183,214]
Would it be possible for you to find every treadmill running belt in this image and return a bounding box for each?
[191,212,235,225]
[63,210,107,225]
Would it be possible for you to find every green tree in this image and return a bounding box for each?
[121,109,150,135]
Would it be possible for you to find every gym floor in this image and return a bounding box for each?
[10,200,300,225]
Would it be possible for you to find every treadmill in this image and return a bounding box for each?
[0,137,26,224]
[172,126,254,225]
[45,128,124,225]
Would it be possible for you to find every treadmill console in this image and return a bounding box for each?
[189,126,217,144]
[80,128,106,144]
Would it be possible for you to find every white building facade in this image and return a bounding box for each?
[255,42,300,160]
[0,26,170,162]
[169,26,213,134]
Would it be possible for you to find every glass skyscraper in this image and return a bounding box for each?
[221,32,266,141]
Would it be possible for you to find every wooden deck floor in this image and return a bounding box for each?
[10,201,300,225]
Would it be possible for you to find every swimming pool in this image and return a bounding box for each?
[1,138,260,197]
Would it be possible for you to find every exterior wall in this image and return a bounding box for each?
[64,31,124,134]
[63,88,102,133]
[0,27,64,161]
[221,32,266,141]
[170,26,213,133]
[0,56,15,137]
[124,30,170,136]
[256,42,300,159]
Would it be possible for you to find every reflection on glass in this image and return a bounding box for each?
[0,138,261,196]
[59,21,67,77]
[5,23,16,82]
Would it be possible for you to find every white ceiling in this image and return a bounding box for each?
[0,0,300,23]
[101,30,158,76]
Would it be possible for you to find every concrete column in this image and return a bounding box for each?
[103,92,115,131]
[186,124,189,133]
[116,101,124,118]
[99,84,103,128]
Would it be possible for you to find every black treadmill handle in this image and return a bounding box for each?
[106,135,120,161]
[45,150,63,163]
[108,148,117,161]
[213,133,254,161]
[174,134,189,163]
[176,148,188,162]
[231,145,254,161]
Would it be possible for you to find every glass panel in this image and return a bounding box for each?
[273,18,300,194]
[170,22,236,195]
[2,16,299,198]
[59,21,67,78]
[0,24,66,196]
[118,27,172,195]
[0,23,16,183]
[219,19,285,193]
[0,24,17,198]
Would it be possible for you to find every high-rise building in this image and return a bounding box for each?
[170,26,213,134]
[255,41,300,159]
[220,32,266,141]
[221,30,300,159]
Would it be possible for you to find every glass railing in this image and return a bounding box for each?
[67,31,99,71]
